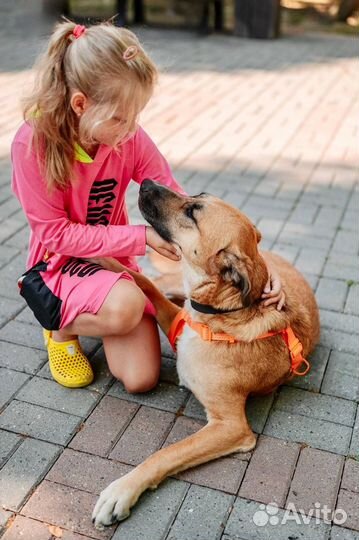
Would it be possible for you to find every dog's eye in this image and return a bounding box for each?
[185,203,202,220]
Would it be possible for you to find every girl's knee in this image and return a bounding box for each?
[109,368,159,394]
[102,280,146,335]
[124,374,159,394]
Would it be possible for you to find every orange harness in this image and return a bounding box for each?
[168,309,310,377]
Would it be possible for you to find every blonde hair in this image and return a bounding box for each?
[23,21,158,190]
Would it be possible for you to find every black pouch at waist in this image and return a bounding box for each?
[18,261,62,331]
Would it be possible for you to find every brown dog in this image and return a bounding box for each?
[92,179,320,528]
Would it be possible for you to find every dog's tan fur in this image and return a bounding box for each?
[92,181,319,528]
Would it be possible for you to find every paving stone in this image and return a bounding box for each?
[271,243,300,264]
[0,218,25,244]
[0,196,21,221]
[110,406,175,465]
[275,386,356,427]
[0,509,12,533]
[0,367,29,409]
[0,320,44,350]
[246,394,275,434]
[183,394,207,421]
[256,218,283,241]
[350,408,359,460]
[278,224,332,250]
[22,480,115,539]
[0,429,21,469]
[14,306,37,325]
[108,381,189,414]
[295,248,327,275]
[345,284,359,316]
[314,206,343,229]
[300,188,350,209]
[166,484,234,540]
[321,351,359,401]
[86,346,115,394]
[303,272,319,290]
[0,245,19,270]
[0,400,81,445]
[320,310,359,335]
[0,340,47,374]
[326,254,359,269]
[335,490,359,531]
[239,435,299,506]
[4,225,30,250]
[0,185,12,205]
[264,409,352,455]
[16,376,100,417]
[288,202,319,225]
[331,231,359,255]
[223,191,248,208]
[316,278,348,311]
[224,497,330,540]
[320,328,358,355]
[1,515,90,540]
[0,274,25,300]
[112,478,188,540]
[159,327,176,359]
[163,416,248,493]
[69,396,138,457]
[287,447,344,516]
[331,525,359,540]
[0,296,23,327]
[342,459,359,494]
[0,18,358,540]
[46,448,132,494]
[160,354,179,385]
[323,262,359,283]
[0,251,27,279]
[0,438,61,511]
[289,345,330,392]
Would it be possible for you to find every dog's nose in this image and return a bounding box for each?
[140,179,155,193]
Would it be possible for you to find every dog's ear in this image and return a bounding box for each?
[210,251,251,306]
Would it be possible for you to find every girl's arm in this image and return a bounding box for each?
[132,127,187,195]
[11,141,147,259]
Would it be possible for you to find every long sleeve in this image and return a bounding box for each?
[11,141,146,258]
[132,127,187,195]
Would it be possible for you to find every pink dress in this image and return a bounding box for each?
[11,122,185,329]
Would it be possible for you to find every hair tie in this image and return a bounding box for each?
[123,45,138,62]
[73,25,86,39]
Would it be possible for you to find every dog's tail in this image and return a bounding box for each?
[100,257,180,336]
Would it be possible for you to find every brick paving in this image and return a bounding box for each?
[0,1,358,539]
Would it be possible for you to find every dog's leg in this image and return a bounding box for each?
[92,401,255,528]
[87,257,180,336]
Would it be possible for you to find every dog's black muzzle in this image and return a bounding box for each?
[138,179,175,242]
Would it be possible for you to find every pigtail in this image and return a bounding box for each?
[23,20,78,191]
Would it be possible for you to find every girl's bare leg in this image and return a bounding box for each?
[103,314,161,393]
[51,279,161,392]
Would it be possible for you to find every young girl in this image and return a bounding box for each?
[12,21,284,391]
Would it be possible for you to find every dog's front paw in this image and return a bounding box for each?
[92,477,135,529]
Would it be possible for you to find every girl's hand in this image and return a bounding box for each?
[261,263,285,311]
[146,226,181,262]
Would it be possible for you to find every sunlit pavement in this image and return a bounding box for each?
[0,2,358,538]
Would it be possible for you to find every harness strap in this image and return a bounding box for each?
[168,309,310,377]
